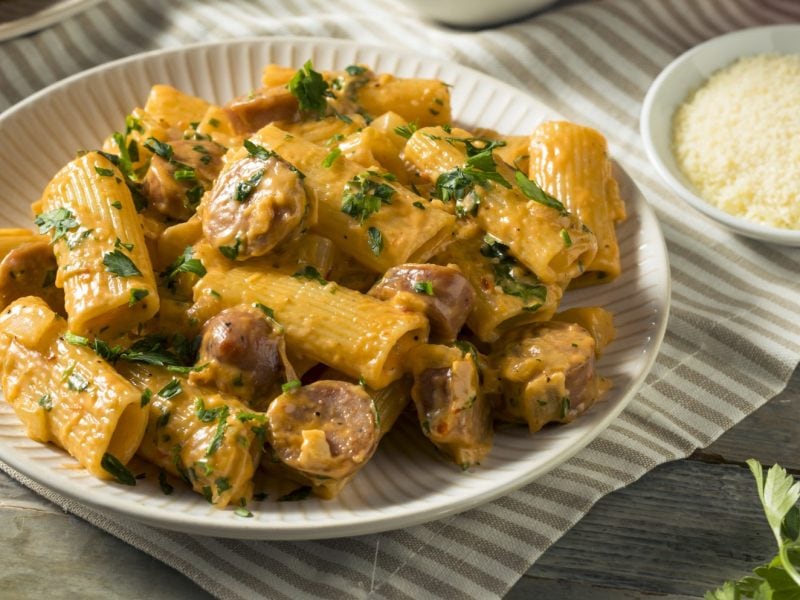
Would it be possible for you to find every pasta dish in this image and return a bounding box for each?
[0,60,625,513]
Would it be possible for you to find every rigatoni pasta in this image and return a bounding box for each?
[0,58,626,509]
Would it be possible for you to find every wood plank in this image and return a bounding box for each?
[0,472,212,600]
[516,459,777,597]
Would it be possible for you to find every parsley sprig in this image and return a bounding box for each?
[514,170,568,215]
[480,235,546,307]
[287,60,333,115]
[34,207,78,243]
[706,460,800,598]
[161,246,206,290]
[341,172,395,224]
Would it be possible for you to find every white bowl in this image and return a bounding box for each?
[401,0,558,27]
[640,25,800,246]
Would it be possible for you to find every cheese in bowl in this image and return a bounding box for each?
[672,53,800,230]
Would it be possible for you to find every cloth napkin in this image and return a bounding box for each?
[1,0,799,598]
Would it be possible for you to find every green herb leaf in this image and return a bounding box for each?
[38,393,53,412]
[243,139,276,161]
[515,170,567,214]
[235,505,254,518]
[140,388,152,407]
[34,207,78,243]
[341,172,395,225]
[206,405,230,456]
[287,60,331,114]
[158,379,183,400]
[235,169,264,202]
[110,200,123,210]
[161,246,206,288]
[114,237,134,252]
[560,397,570,419]
[218,238,242,260]
[413,281,434,296]
[67,371,89,392]
[480,235,547,306]
[237,411,267,423]
[292,265,328,285]
[216,477,231,493]
[367,226,383,256]
[394,122,418,139]
[195,397,226,423]
[412,201,426,210]
[94,165,114,177]
[101,453,136,486]
[128,288,149,307]
[64,331,89,346]
[560,228,573,247]
[254,303,275,319]
[144,137,174,161]
[322,146,341,168]
[281,379,301,393]
[345,65,367,76]
[103,249,142,278]
[158,470,174,495]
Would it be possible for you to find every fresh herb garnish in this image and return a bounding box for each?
[140,388,152,407]
[235,169,264,202]
[195,398,227,423]
[287,60,332,115]
[341,172,395,224]
[157,379,182,400]
[560,228,572,247]
[103,249,142,278]
[367,226,383,256]
[345,65,367,76]
[158,470,174,495]
[394,122,418,139]
[254,303,275,319]
[110,200,123,210]
[144,137,174,161]
[235,505,254,518]
[292,265,328,285]
[706,460,800,598]
[128,288,149,307]
[206,405,230,456]
[480,235,547,306]
[66,228,94,250]
[560,397,570,419]
[64,331,89,346]
[237,411,267,423]
[218,237,242,260]
[514,170,567,215]
[281,379,301,393]
[94,165,114,177]
[101,453,136,486]
[67,370,89,392]
[413,281,434,296]
[434,148,510,217]
[160,246,206,288]
[38,393,53,412]
[114,237,134,252]
[412,201,426,210]
[322,146,341,168]
[216,477,231,493]
[34,207,78,243]
[243,139,276,161]
[173,167,197,181]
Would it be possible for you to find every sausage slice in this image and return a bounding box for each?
[0,241,64,315]
[369,264,474,343]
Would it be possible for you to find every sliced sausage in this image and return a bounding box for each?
[0,241,65,315]
[369,264,474,343]
[266,380,380,481]
[202,154,308,259]
[489,321,602,432]
[142,139,225,221]
[189,304,294,410]
[223,86,299,133]
[410,344,492,467]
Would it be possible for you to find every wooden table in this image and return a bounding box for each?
[2,366,797,598]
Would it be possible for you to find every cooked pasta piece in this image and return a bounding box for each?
[403,126,597,285]
[434,231,564,343]
[0,229,43,260]
[191,262,429,389]
[244,124,456,272]
[0,297,148,479]
[119,363,265,507]
[38,152,159,339]
[144,84,211,135]
[528,121,625,285]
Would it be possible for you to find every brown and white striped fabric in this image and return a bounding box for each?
[2,1,799,598]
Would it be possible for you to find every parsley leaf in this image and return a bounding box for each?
[158,470,174,495]
[101,453,136,486]
[38,393,53,412]
[128,288,149,307]
[322,146,341,168]
[195,398,226,423]
[287,60,331,114]
[394,121,418,139]
[480,235,547,306]
[103,249,142,278]
[413,281,434,296]
[34,207,78,243]
[243,139,276,161]
[218,238,242,260]
[281,379,301,393]
[157,379,183,400]
[292,265,328,285]
[341,173,395,224]
[206,405,230,456]
[254,303,275,319]
[367,226,383,256]
[514,170,568,214]
[345,65,367,76]
[160,246,206,288]
[235,170,264,202]
[140,388,152,407]
[433,149,510,217]
[144,137,173,161]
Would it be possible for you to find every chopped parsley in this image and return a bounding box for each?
[322,146,341,168]
[345,65,367,76]
[34,207,78,243]
[560,397,570,419]
[367,226,383,256]
[218,237,242,260]
[157,379,182,400]
[67,371,89,392]
[140,388,152,407]
[195,398,227,423]
[235,505,254,518]
[287,60,332,115]
[173,167,197,181]
[216,477,231,493]
[158,470,174,495]
[235,169,264,202]
[128,288,149,307]
[281,379,301,393]
[480,235,547,306]
[114,237,134,252]
[144,137,173,161]
[94,165,114,177]
[254,303,275,319]
[243,139,276,161]
[434,147,511,217]
[37,393,52,412]
[237,411,267,423]
[514,170,567,215]
[412,201,426,210]
[206,405,230,457]
[413,281,434,296]
[64,331,89,346]
[560,228,572,247]
[394,121,418,139]
[110,200,123,210]
[103,250,142,278]
[292,265,328,285]
[341,172,395,224]
[160,246,206,288]
[101,453,136,486]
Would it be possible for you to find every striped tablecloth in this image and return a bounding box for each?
[1,0,799,598]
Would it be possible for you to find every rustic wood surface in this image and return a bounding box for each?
[1,366,797,599]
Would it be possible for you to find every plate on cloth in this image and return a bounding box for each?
[0,37,670,540]
[0,0,105,42]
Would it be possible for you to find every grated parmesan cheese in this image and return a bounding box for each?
[672,53,800,230]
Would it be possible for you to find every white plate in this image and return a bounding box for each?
[0,0,105,42]
[0,37,669,540]
[640,25,800,246]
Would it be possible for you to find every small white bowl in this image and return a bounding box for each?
[401,0,558,28]
[640,25,800,246]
